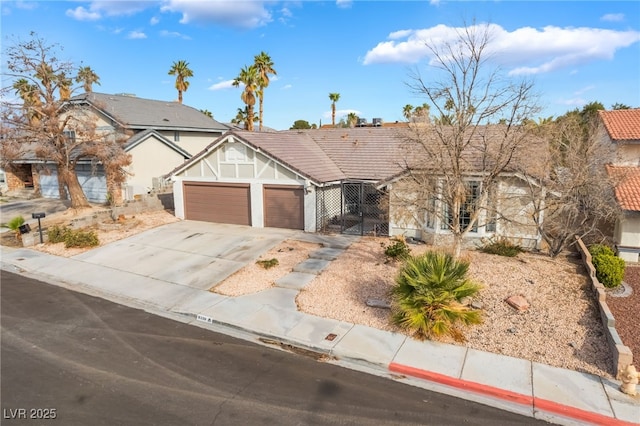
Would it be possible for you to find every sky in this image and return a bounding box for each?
[1,0,639,130]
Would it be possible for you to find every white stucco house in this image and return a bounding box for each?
[167,126,544,248]
[600,109,640,262]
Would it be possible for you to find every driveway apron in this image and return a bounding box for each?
[72,221,298,290]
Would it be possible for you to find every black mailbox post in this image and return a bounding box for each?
[32,212,46,244]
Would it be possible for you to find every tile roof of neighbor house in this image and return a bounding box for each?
[599,109,640,141]
[606,165,640,211]
[69,92,229,132]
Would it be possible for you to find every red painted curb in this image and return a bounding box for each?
[388,362,638,426]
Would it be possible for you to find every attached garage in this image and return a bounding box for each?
[263,185,304,230]
[183,181,251,225]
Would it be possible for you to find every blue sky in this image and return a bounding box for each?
[2,1,639,130]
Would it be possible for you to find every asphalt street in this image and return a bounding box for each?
[1,271,547,425]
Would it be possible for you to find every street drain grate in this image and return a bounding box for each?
[325,333,337,341]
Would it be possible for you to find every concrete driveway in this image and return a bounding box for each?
[71,221,299,290]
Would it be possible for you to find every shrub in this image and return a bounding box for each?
[478,238,524,257]
[6,215,25,231]
[588,244,615,258]
[382,236,411,261]
[591,253,625,288]
[390,251,483,342]
[47,225,99,248]
[256,258,279,269]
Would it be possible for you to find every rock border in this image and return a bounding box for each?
[575,236,633,377]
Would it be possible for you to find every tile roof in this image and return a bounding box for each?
[69,92,229,132]
[599,109,640,141]
[606,165,640,211]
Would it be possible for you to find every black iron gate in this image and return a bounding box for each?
[316,181,388,236]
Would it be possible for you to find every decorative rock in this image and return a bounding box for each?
[366,298,391,309]
[471,301,484,310]
[507,327,517,334]
[505,295,530,311]
[460,296,472,306]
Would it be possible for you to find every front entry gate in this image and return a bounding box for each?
[316,181,388,236]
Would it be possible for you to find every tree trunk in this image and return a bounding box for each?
[56,168,68,200]
[58,164,90,209]
[259,97,264,132]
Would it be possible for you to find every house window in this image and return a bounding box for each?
[63,130,76,143]
[224,143,246,162]
[441,181,480,233]
[174,131,180,142]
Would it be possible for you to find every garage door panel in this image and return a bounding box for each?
[264,186,304,230]
[183,182,250,225]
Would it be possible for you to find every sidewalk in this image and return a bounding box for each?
[1,244,638,426]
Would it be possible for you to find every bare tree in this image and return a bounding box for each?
[519,112,622,257]
[393,22,541,257]
[1,33,130,208]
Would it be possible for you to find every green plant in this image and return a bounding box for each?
[47,225,99,248]
[390,251,483,342]
[478,238,524,257]
[588,244,615,258]
[382,236,411,261]
[591,253,625,288]
[6,215,26,241]
[256,258,279,269]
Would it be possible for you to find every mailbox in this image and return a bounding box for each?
[32,212,46,219]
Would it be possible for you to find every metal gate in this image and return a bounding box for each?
[316,181,388,236]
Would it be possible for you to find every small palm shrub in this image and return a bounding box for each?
[479,238,524,257]
[390,251,483,342]
[6,215,26,241]
[382,236,411,261]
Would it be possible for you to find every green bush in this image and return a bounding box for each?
[588,244,615,258]
[47,225,70,244]
[382,236,411,261]
[478,238,524,257]
[47,225,99,248]
[591,253,625,288]
[390,251,483,342]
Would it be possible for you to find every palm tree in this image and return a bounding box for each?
[231,106,259,128]
[254,51,276,132]
[329,93,340,126]
[346,112,357,128]
[76,66,100,93]
[168,60,193,104]
[200,109,213,118]
[402,104,414,121]
[58,72,72,100]
[13,78,42,124]
[391,251,482,342]
[233,65,259,131]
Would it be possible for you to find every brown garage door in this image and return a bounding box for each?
[264,185,304,230]
[183,181,251,225]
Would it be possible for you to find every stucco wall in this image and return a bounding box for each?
[157,130,222,156]
[127,137,188,197]
[615,211,640,262]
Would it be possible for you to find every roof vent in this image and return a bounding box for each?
[372,118,382,126]
[357,118,367,127]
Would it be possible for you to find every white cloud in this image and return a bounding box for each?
[159,29,191,39]
[66,1,152,21]
[150,16,160,25]
[127,30,147,39]
[363,23,640,76]
[324,109,361,120]
[208,79,236,90]
[15,1,39,10]
[161,0,272,29]
[601,13,625,22]
[282,84,292,90]
[573,85,595,96]
[66,6,101,21]
[336,0,352,9]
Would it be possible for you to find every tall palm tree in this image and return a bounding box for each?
[329,92,340,126]
[76,66,100,93]
[233,65,259,131]
[57,72,72,100]
[13,78,42,125]
[168,60,193,104]
[254,51,276,132]
[402,104,414,121]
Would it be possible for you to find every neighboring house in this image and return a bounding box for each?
[167,127,543,249]
[600,109,640,262]
[3,92,228,202]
